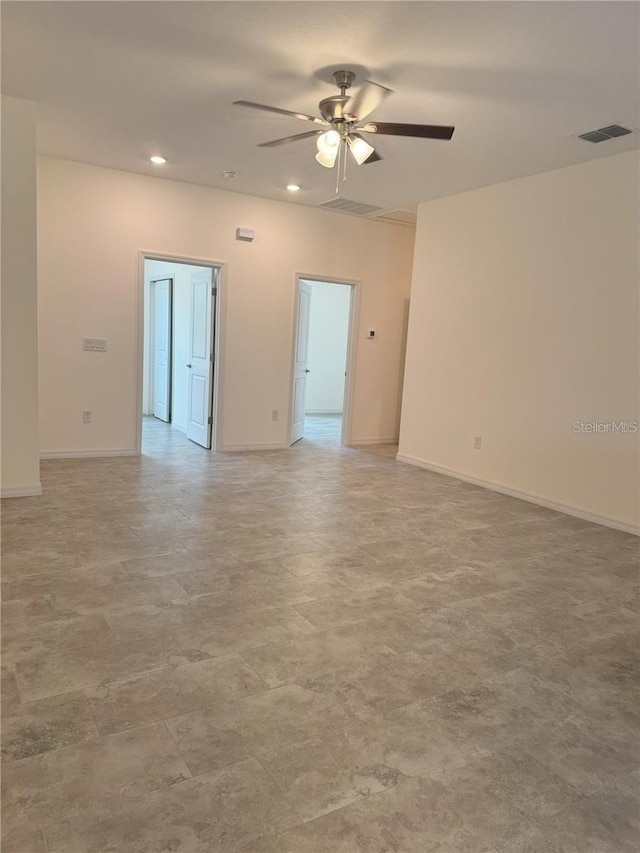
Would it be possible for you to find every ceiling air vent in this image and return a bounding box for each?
[372,209,418,226]
[578,123,632,143]
[317,197,383,216]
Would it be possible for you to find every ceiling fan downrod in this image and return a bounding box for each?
[333,70,355,94]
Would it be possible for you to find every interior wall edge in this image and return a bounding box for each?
[350,437,399,446]
[396,452,640,536]
[0,484,43,499]
[40,449,137,459]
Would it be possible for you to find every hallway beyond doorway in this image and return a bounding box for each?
[302,414,342,445]
[141,415,209,460]
[138,253,222,455]
[291,276,356,447]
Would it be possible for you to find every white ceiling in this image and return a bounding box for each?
[2,1,638,216]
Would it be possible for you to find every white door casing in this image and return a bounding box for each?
[151,278,172,422]
[290,281,312,444]
[186,269,215,448]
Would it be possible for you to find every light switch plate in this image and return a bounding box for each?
[83,337,107,352]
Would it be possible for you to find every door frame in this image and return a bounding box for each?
[148,276,173,422]
[288,273,360,447]
[136,251,226,455]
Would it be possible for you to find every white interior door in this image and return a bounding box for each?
[290,281,312,444]
[151,278,172,422]
[186,269,215,448]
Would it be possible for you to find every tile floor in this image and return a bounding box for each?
[1,417,638,852]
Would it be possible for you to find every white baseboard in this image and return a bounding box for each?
[396,453,640,536]
[40,448,138,460]
[350,437,399,447]
[1,483,43,498]
[306,409,343,415]
[221,443,289,452]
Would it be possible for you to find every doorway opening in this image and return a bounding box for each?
[290,275,358,446]
[138,254,222,455]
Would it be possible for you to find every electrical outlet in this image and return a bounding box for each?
[83,410,92,424]
[474,435,482,450]
[271,410,279,422]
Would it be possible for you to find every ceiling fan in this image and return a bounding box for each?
[233,70,455,169]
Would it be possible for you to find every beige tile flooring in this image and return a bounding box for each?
[1,416,638,852]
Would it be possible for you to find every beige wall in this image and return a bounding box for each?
[37,157,414,454]
[1,97,41,495]
[399,151,639,531]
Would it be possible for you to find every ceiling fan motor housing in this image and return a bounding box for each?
[320,71,359,123]
[319,96,352,123]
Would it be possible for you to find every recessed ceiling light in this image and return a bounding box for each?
[286,183,302,192]
[149,155,166,165]
[223,170,238,179]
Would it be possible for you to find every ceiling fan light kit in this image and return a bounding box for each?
[315,149,338,169]
[347,134,376,165]
[316,129,341,156]
[233,69,455,179]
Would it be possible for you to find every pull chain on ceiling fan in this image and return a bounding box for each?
[233,70,455,170]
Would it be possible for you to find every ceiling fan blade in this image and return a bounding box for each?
[233,100,328,125]
[362,122,455,140]
[344,80,393,121]
[258,130,323,148]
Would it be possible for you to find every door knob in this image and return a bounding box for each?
[186,363,192,368]
[305,369,311,373]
